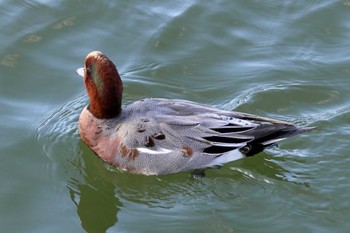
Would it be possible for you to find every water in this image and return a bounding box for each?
[1,0,350,232]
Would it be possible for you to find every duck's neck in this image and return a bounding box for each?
[88,90,122,119]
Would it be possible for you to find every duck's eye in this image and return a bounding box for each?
[86,66,92,75]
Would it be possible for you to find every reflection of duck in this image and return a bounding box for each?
[68,149,122,232]
[77,51,315,176]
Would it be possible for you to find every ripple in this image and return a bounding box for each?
[304,104,350,123]
[35,94,86,162]
[149,0,194,18]
[52,16,76,30]
[230,167,275,185]
[122,59,161,76]
[220,80,304,110]
[22,34,42,43]
[0,53,20,68]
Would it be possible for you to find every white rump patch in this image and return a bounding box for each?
[207,149,245,167]
[137,147,173,155]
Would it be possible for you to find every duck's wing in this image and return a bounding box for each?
[153,98,314,148]
[115,98,314,175]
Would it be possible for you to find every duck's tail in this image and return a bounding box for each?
[241,125,316,156]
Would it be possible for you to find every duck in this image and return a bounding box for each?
[77,51,315,176]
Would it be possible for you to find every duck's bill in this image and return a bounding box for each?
[76,67,84,77]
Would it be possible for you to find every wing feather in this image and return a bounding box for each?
[119,98,314,173]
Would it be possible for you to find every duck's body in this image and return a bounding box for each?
[78,51,314,176]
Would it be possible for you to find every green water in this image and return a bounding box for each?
[1,1,350,232]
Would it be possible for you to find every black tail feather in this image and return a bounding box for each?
[240,125,316,157]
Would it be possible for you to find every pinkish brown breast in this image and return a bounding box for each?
[78,106,120,165]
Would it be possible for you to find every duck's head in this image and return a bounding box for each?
[77,51,123,119]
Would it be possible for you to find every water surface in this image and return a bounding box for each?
[1,0,350,232]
